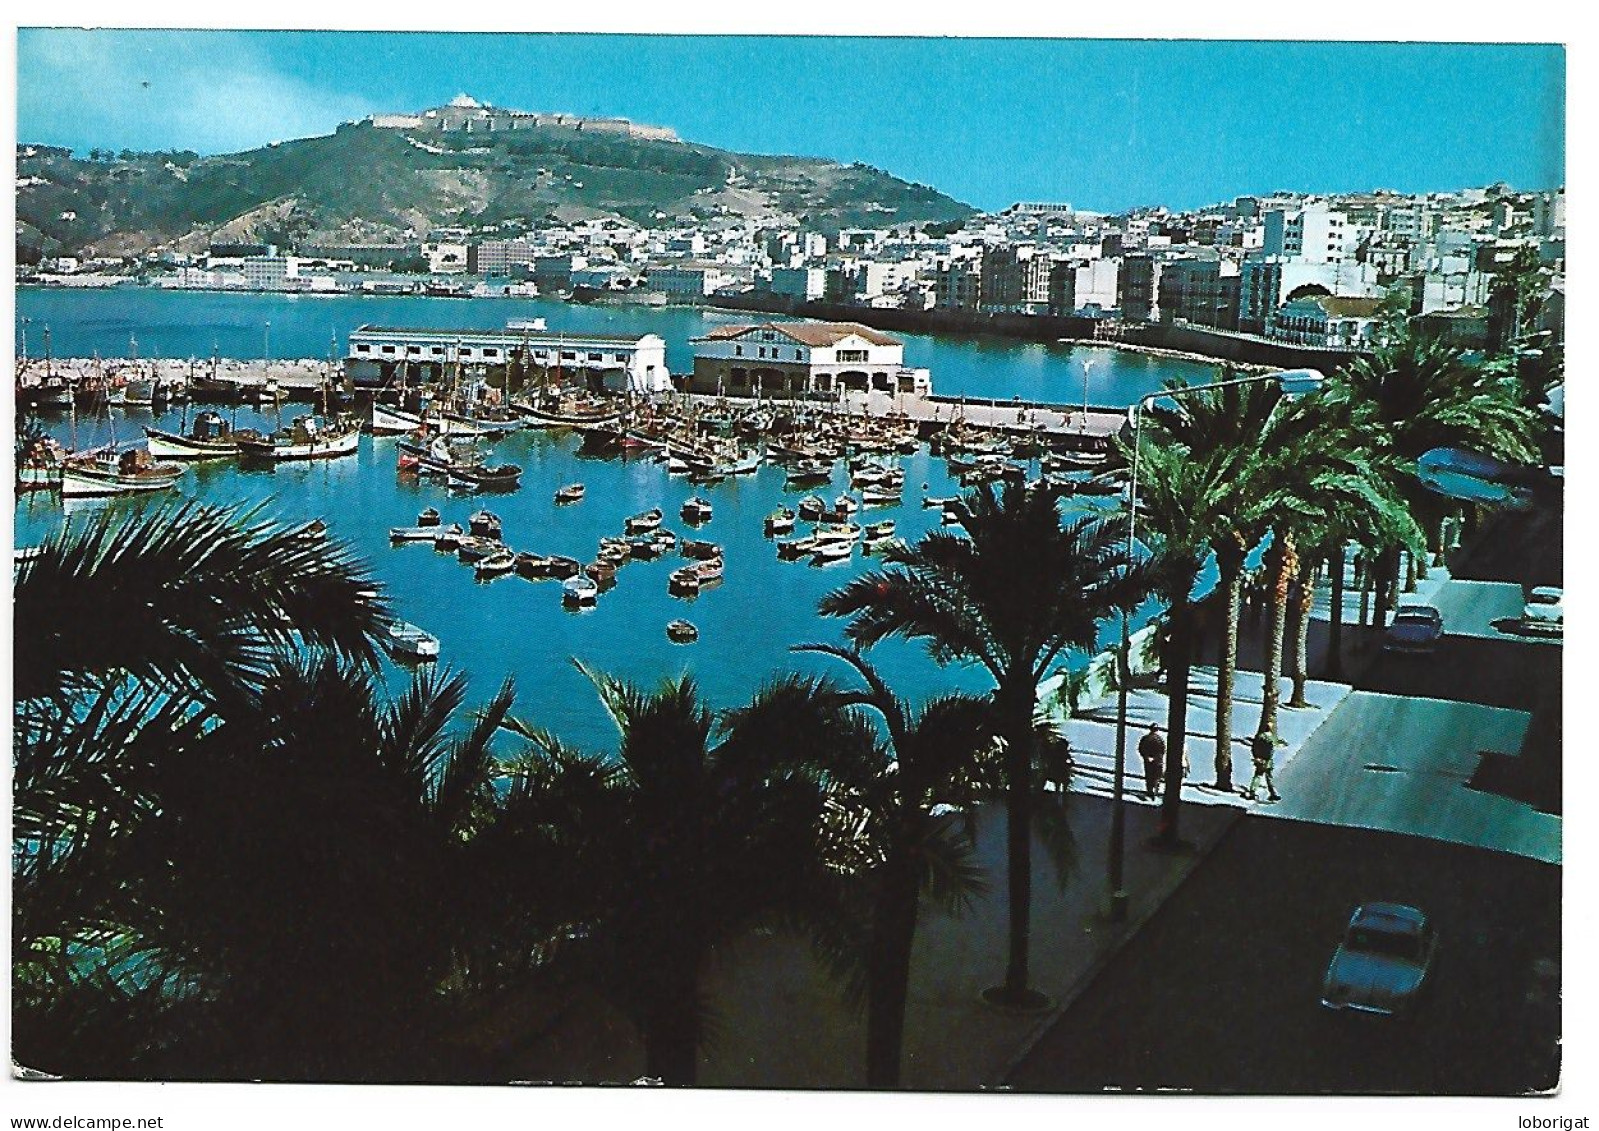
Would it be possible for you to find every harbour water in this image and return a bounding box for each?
[15,288,1213,751]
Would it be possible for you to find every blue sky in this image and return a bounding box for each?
[16,30,1565,214]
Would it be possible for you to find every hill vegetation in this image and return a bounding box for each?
[17,119,974,261]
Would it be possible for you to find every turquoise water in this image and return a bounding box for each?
[15,289,1211,751]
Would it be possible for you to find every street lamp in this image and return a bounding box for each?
[1104,367,1325,921]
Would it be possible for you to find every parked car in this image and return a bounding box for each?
[1321,903,1438,1016]
[1384,604,1444,653]
[1522,586,1564,635]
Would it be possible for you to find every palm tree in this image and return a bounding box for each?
[819,482,1138,1005]
[490,664,842,1085]
[1332,326,1538,625]
[795,644,998,1088]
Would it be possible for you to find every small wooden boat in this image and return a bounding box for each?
[144,411,239,460]
[814,522,862,545]
[666,619,700,644]
[469,511,504,541]
[588,560,619,588]
[629,535,666,560]
[862,519,897,543]
[860,485,902,506]
[387,621,441,661]
[555,483,585,504]
[562,573,599,607]
[681,539,721,561]
[432,523,465,551]
[787,459,833,486]
[681,497,714,524]
[389,525,442,543]
[475,548,517,579]
[668,565,702,595]
[764,507,797,536]
[624,507,664,534]
[515,551,554,579]
[448,463,523,492]
[456,535,500,563]
[546,555,583,580]
[777,534,823,560]
[417,507,441,527]
[811,539,854,564]
[653,529,678,553]
[692,557,724,584]
[797,495,828,521]
[687,468,726,486]
[923,495,959,509]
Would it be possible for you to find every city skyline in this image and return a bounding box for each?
[17,30,1566,215]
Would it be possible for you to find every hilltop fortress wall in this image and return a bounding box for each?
[367,97,679,143]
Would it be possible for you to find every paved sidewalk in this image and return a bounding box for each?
[507,794,1237,1090]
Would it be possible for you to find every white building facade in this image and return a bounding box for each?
[345,324,670,395]
[687,321,932,399]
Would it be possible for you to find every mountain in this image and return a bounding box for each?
[16,106,975,260]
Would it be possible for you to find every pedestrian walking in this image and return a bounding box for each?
[1138,724,1166,800]
[1244,731,1280,802]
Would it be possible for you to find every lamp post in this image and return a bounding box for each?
[1105,367,1325,921]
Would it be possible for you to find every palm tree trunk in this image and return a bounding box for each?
[1325,543,1347,680]
[1257,533,1295,741]
[1213,542,1245,792]
[865,847,922,1088]
[1158,599,1195,847]
[1289,573,1314,707]
[1404,550,1418,592]
[997,679,1037,1003]
[1372,545,1398,629]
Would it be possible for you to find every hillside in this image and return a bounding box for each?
[16,117,975,260]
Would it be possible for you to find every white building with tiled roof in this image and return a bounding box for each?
[688,321,931,399]
[345,324,669,394]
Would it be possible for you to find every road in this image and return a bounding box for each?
[1003,814,1560,1094]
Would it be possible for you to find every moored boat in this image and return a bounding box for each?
[811,539,854,564]
[432,523,465,551]
[387,621,440,661]
[680,496,713,524]
[555,483,586,504]
[390,525,442,543]
[666,619,699,644]
[862,519,897,543]
[776,534,823,560]
[236,414,361,462]
[60,448,182,498]
[797,495,828,521]
[546,555,583,580]
[668,565,701,595]
[144,411,239,460]
[456,535,500,563]
[514,551,554,579]
[475,547,517,579]
[469,510,504,541]
[764,507,797,536]
[624,507,664,534]
[417,506,441,527]
[562,573,600,607]
[681,539,721,561]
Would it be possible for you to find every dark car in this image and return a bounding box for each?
[1384,604,1444,653]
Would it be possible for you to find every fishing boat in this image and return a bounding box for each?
[387,621,440,661]
[629,534,666,560]
[370,402,430,436]
[447,462,523,492]
[764,507,797,536]
[814,522,862,544]
[236,415,361,462]
[687,467,726,487]
[555,483,586,504]
[562,573,600,607]
[514,551,554,579]
[862,519,897,544]
[652,529,678,553]
[681,539,721,561]
[668,565,702,595]
[624,507,664,534]
[922,495,959,509]
[456,536,500,563]
[16,434,68,491]
[59,448,183,498]
[417,507,441,527]
[834,494,861,516]
[787,459,833,486]
[546,555,583,580]
[475,547,517,579]
[797,495,828,521]
[588,560,619,589]
[777,534,823,560]
[389,524,442,543]
[681,497,714,524]
[442,406,524,437]
[144,411,239,460]
[692,557,725,585]
[860,485,902,506]
[432,523,466,551]
[811,539,854,564]
[469,510,504,541]
[1042,448,1109,473]
[117,375,157,408]
[666,619,700,644]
